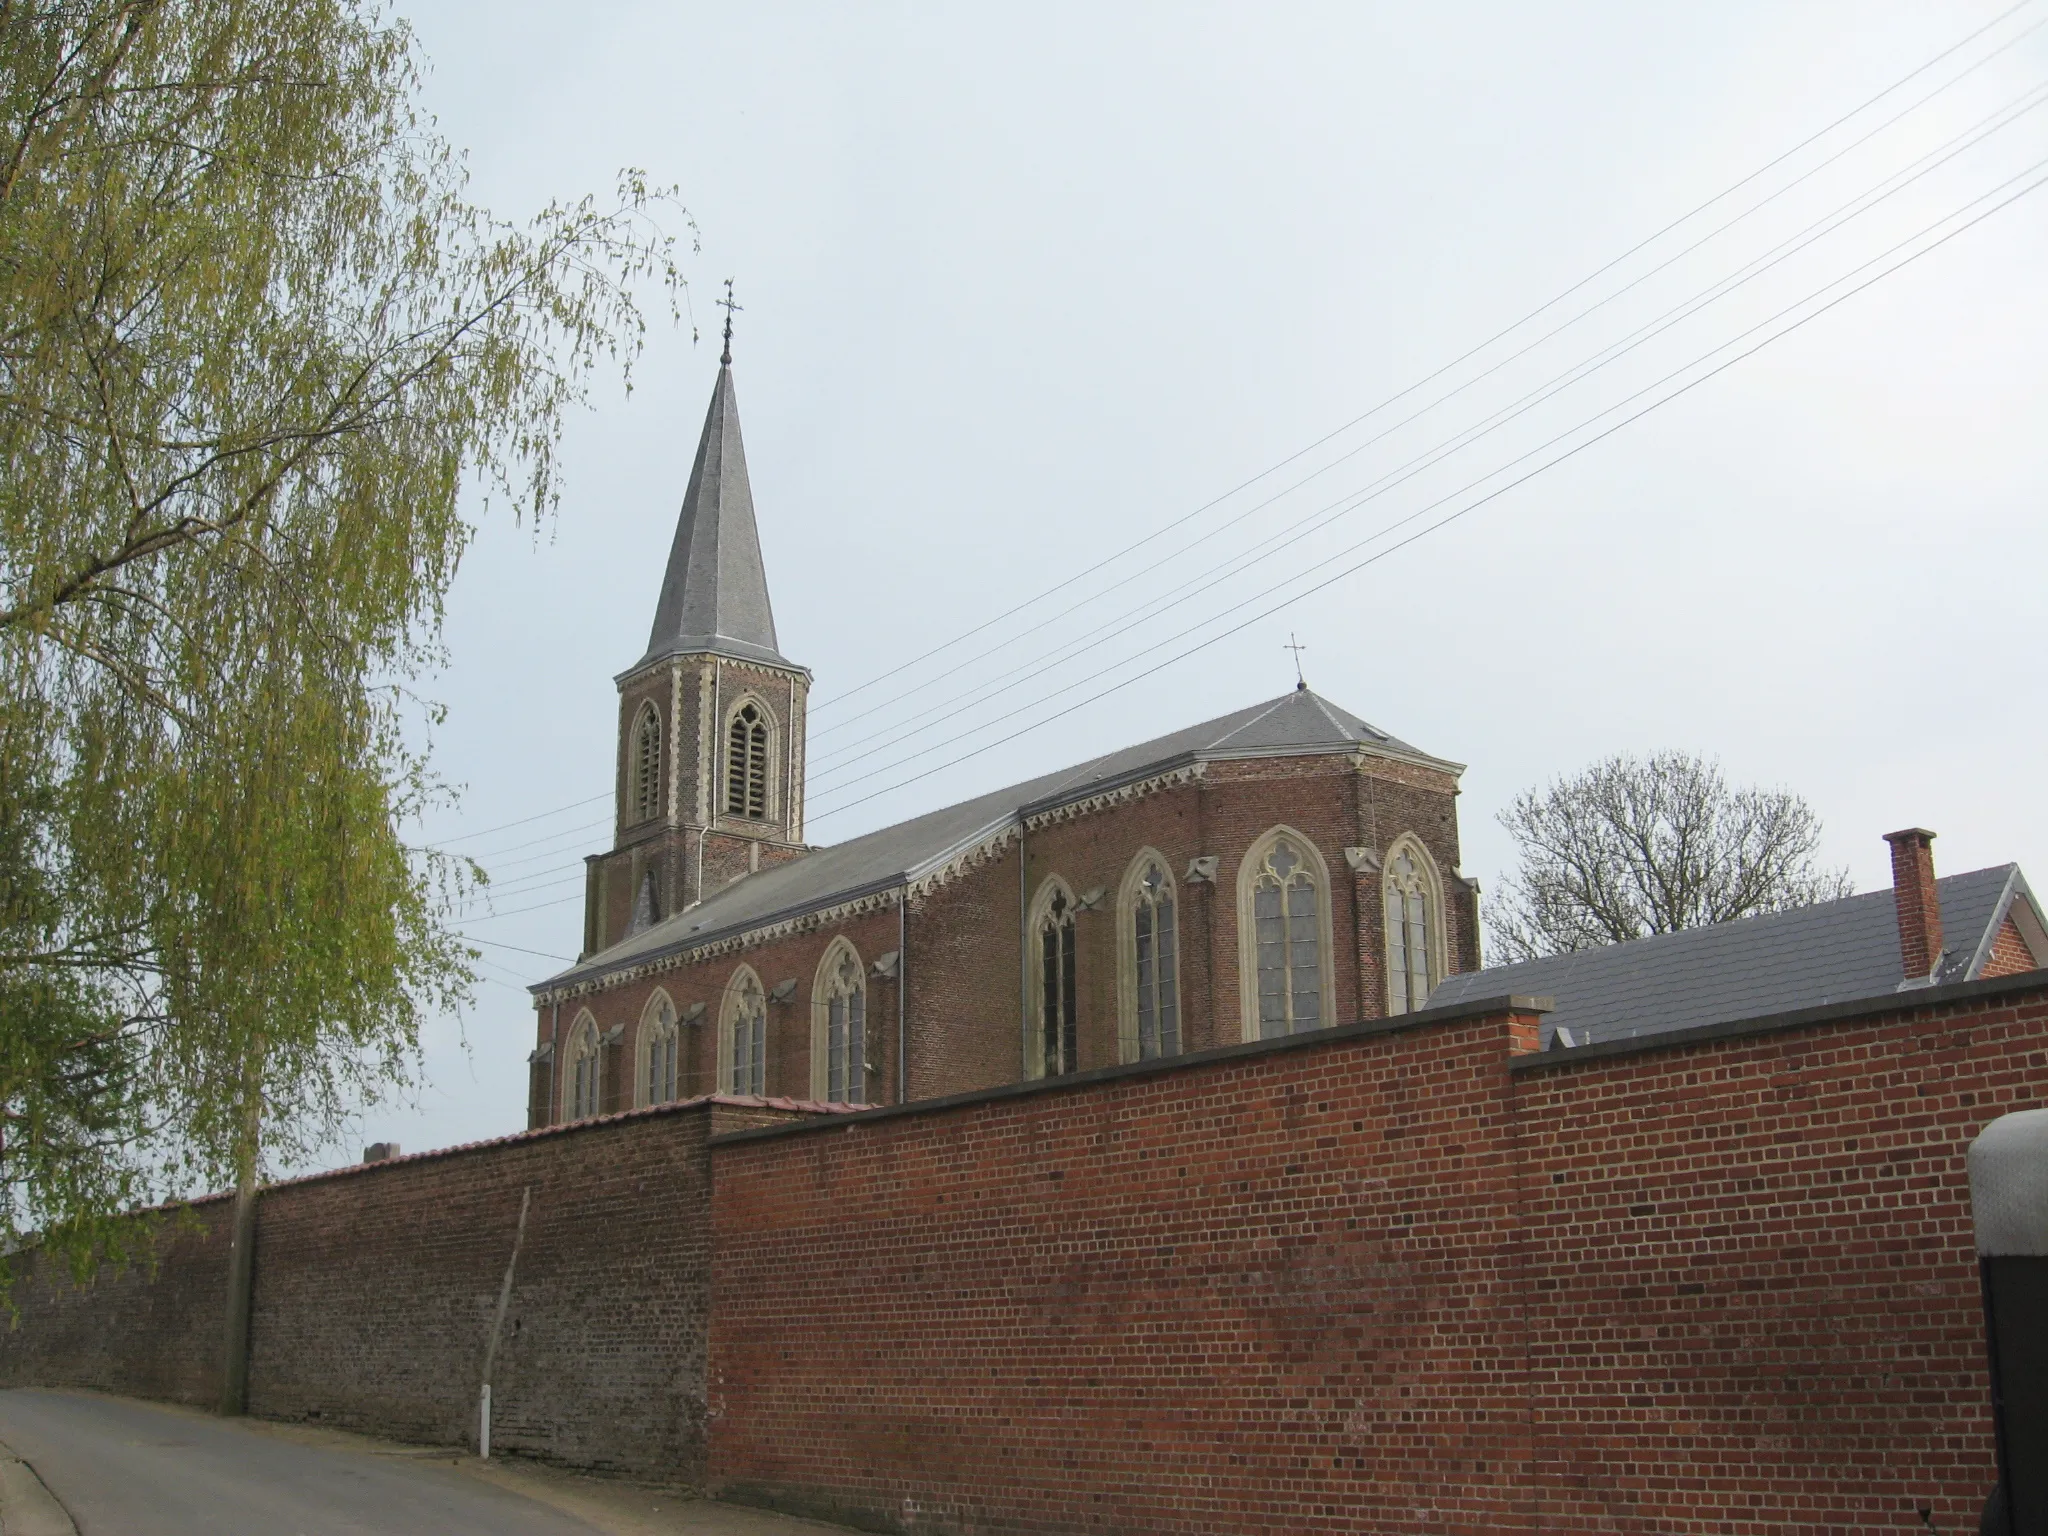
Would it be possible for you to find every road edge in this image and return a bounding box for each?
[0,1444,78,1536]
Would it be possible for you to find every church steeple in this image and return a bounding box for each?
[633,362,790,673]
[586,353,812,959]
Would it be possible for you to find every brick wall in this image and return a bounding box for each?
[0,1197,234,1407]
[540,751,1475,1127]
[1984,917,2035,978]
[1512,983,2048,1533]
[0,1095,822,1481]
[706,999,1551,1534]
[706,976,2048,1535]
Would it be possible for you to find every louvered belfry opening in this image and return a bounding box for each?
[634,706,662,822]
[726,703,770,818]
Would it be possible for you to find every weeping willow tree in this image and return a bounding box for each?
[0,0,685,1281]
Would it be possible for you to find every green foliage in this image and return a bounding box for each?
[0,0,686,1281]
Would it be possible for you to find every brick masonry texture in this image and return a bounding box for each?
[706,976,2048,1535]
[538,754,1482,1121]
[5,979,2042,1531]
[0,1197,233,1407]
[0,1096,816,1481]
[1984,917,2035,977]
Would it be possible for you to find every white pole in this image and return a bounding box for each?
[480,1383,492,1460]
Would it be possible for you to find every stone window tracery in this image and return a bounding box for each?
[1239,830,1333,1040]
[1119,853,1180,1063]
[815,944,868,1104]
[1030,881,1079,1078]
[641,994,679,1106]
[726,701,771,819]
[722,969,767,1096]
[566,1012,601,1120]
[1383,838,1444,1016]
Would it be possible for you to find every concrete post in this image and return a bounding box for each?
[1969,1109,2048,1535]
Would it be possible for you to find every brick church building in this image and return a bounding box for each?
[526,359,1485,1123]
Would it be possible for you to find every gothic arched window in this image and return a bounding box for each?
[721,968,768,1096]
[1383,837,1445,1016]
[1118,852,1180,1063]
[566,1012,601,1120]
[633,704,663,823]
[1029,880,1079,1078]
[640,992,679,1106]
[812,941,868,1104]
[1238,829,1335,1041]
[725,701,771,819]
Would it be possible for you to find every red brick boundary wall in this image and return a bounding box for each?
[707,974,2048,1535]
[0,1095,818,1479]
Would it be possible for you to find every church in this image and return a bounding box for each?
[524,354,1484,1123]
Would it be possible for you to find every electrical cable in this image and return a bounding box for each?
[404,1,2046,852]
[803,99,2048,791]
[804,158,2048,824]
[801,0,2041,722]
[805,18,2048,753]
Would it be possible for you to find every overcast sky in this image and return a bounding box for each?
[337,0,2048,1169]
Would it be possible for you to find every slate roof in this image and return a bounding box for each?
[536,687,1455,995]
[628,365,793,675]
[1428,864,2048,1049]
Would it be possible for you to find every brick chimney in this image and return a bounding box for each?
[1884,828,1944,982]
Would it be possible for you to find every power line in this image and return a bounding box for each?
[461,891,586,924]
[804,101,2048,796]
[456,935,577,964]
[806,17,2048,757]
[413,793,610,854]
[394,1,2045,857]
[805,158,2048,824]
[801,0,2040,724]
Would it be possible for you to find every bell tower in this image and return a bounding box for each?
[581,349,811,959]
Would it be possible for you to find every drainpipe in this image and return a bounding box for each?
[1018,821,1029,1078]
[897,887,909,1105]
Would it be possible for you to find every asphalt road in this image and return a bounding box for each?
[0,1388,605,1535]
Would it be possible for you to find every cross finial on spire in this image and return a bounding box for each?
[1285,632,1308,690]
[717,278,742,366]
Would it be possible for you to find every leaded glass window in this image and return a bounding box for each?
[1132,860,1179,1060]
[1040,888,1078,1076]
[644,999,679,1105]
[568,1018,601,1119]
[728,973,767,1095]
[1251,837,1322,1038]
[1384,845,1437,1015]
[726,703,770,818]
[824,950,867,1103]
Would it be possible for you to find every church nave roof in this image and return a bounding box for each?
[535,687,1456,996]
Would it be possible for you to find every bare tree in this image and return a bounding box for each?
[1488,752,1853,964]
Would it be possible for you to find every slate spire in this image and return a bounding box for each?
[633,361,791,673]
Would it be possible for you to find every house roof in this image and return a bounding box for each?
[534,687,1455,997]
[627,364,794,676]
[1428,863,2048,1049]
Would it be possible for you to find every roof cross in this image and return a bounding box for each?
[1285,632,1308,690]
[718,278,742,366]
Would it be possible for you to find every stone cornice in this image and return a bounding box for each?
[532,763,1210,1007]
[533,882,909,1007]
[1021,762,1206,830]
